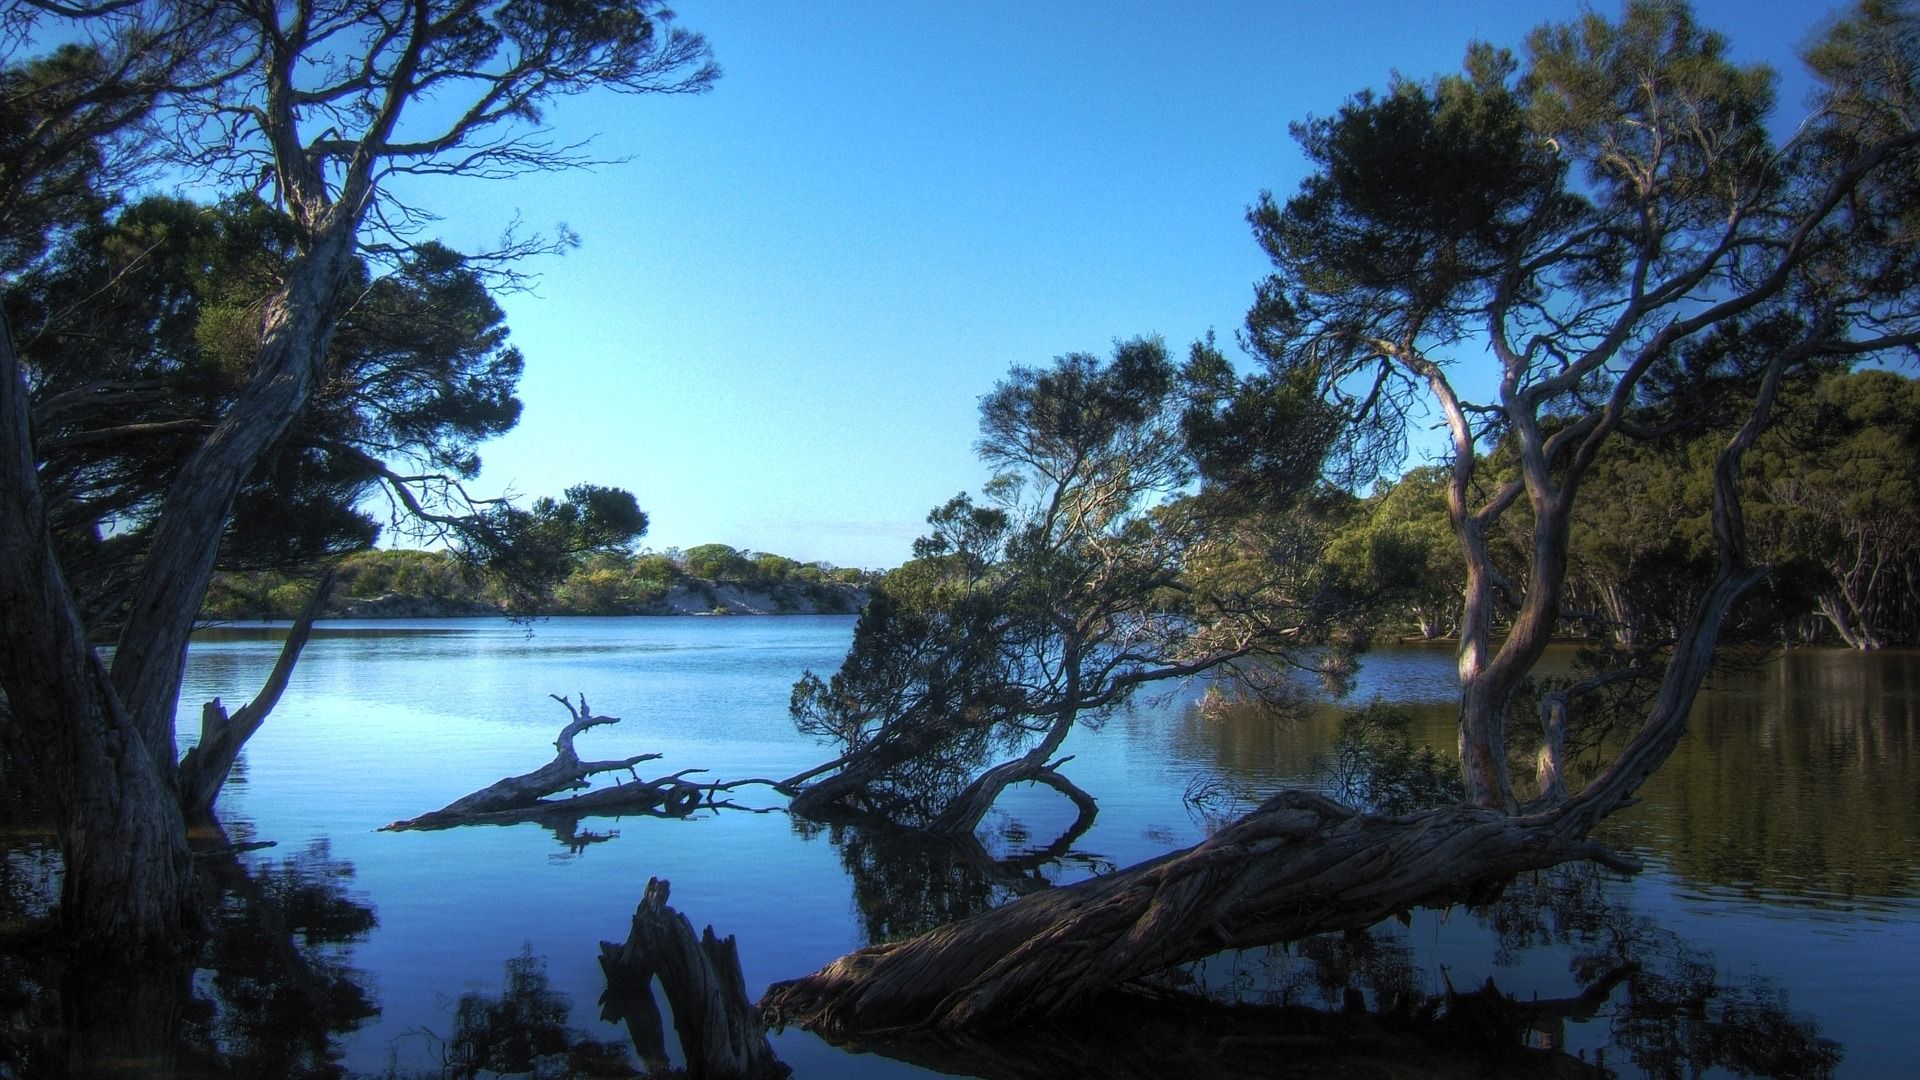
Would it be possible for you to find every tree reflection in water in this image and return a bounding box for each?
[795,834,1842,1080]
[0,829,378,1078]
[0,785,1846,1078]
[797,787,1108,945]
[422,948,638,1080]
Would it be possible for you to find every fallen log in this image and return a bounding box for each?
[760,789,1638,1035]
[382,694,695,831]
[599,877,788,1080]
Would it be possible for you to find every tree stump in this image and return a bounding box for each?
[598,877,788,1080]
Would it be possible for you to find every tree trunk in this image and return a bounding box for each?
[926,708,1084,838]
[179,571,335,816]
[760,790,1637,1035]
[110,221,360,770]
[0,311,197,958]
[600,878,789,1080]
[1817,590,1884,649]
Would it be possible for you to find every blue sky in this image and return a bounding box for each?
[406,0,1837,569]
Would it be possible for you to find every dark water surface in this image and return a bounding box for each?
[18,618,1919,1077]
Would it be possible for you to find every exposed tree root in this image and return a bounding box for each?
[760,790,1638,1035]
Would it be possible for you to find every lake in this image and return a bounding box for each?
[16,617,1917,1077]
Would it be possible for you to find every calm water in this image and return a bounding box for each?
[116,620,1920,1075]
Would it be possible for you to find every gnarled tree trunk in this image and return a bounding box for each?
[0,311,199,958]
[760,790,1637,1035]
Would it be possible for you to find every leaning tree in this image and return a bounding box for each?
[0,0,714,957]
[1209,0,1920,811]
[785,339,1342,836]
[764,0,1920,1035]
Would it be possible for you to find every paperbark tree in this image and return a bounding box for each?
[766,0,1920,1038]
[0,0,714,957]
[1196,0,1920,810]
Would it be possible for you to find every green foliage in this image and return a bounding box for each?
[1748,369,1920,646]
[201,542,873,619]
[794,339,1337,821]
[682,543,754,582]
[13,195,531,622]
[1321,704,1464,815]
[1321,467,1461,639]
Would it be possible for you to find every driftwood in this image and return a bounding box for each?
[760,789,1638,1035]
[598,877,788,1080]
[382,695,705,831]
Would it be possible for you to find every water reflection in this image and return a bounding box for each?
[1611,650,1920,905]
[1175,650,1920,908]
[800,787,1109,945]
[423,949,642,1080]
[0,830,378,1078]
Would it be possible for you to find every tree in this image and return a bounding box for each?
[0,1,715,957]
[682,542,754,582]
[1323,465,1463,639]
[1752,369,1920,647]
[1193,0,1920,811]
[11,195,531,627]
[765,0,1920,1037]
[787,339,1332,835]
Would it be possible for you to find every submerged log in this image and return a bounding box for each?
[382,694,701,831]
[760,789,1638,1035]
[599,877,789,1080]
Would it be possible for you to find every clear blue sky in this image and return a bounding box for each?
[405,0,1837,569]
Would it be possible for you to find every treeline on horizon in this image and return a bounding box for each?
[1305,367,1920,651]
[202,542,876,620]
[853,366,1915,654]
[219,363,1920,646]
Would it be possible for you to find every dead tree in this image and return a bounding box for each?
[382,695,704,831]
[179,572,336,817]
[599,878,788,1080]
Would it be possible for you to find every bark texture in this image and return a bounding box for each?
[0,309,198,957]
[600,878,788,1080]
[760,790,1635,1035]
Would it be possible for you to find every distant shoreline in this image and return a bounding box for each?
[201,578,870,622]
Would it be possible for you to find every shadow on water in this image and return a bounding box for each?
[402,854,1843,1080]
[0,808,1847,1078]
[0,823,378,1079]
